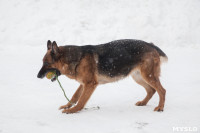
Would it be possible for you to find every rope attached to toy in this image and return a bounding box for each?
[46,71,71,103]
[55,74,71,102]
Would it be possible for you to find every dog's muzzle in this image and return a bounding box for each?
[37,67,61,82]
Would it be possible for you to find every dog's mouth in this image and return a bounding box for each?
[50,75,57,82]
[37,68,61,82]
[47,69,61,82]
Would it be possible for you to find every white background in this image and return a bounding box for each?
[0,0,200,133]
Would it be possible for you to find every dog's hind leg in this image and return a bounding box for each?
[131,70,156,106]
[140,55,166,111]
[59,85,83,110]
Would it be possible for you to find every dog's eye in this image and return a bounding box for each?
[43,62,49,66]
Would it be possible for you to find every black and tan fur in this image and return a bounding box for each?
[37,39,167,113]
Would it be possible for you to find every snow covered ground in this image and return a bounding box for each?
[0,0,200,133]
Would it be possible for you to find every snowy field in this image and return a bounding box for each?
[0,0,200,133]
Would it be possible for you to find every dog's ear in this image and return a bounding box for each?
[52,41,59,55]
[47,40,52,50]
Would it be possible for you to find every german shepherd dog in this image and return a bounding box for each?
[37,39,167,113]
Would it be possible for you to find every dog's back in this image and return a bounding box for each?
[78,39,167,79]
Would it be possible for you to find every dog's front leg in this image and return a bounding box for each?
[62,82,97,113]
[59,85,83,110]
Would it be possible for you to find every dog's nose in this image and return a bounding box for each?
[37,73,42,78]
[37,70,44,79]
[37,66,46,79]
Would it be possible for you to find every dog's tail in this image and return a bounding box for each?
[149,43,168,63]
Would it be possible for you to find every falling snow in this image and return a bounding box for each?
[0,0,200,133]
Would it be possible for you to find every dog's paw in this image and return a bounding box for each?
[62,109,72,114]
[59,105,68,110]
[135,101,146,106]
[59,103,75,110]
[59,104,70,110]
[61,106,82,114]
[61,108,78,114]
[154,106,164,112]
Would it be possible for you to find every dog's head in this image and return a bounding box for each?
[37,40,62,82]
